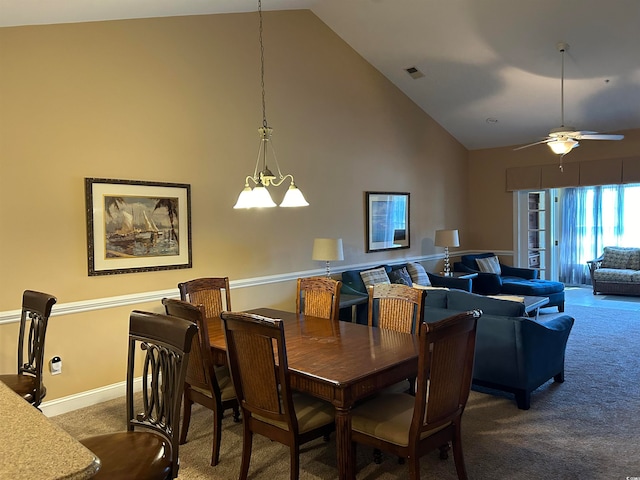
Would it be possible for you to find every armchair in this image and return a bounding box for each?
[454,253,565,312]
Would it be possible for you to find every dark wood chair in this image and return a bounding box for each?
[162,298,240,466]
[0,290,57,409]
[79,310,197,480]
[178,277,231,320]
[350,309,481,480]
[220,311,335,480]
[367,283,426,334]
[296,276,342,321]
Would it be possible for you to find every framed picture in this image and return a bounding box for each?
[366,192,410,252]
[85,178,192,276]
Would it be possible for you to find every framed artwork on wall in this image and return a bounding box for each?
[365,191,410,252]
[85,178,192,276]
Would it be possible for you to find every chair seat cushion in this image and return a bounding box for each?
[0,374,40,402]
[500,278,565,296]
[254,393,335,433]
[80,431,172,480]
[215,365,236,402]
[593,268,639,283]
[351,393,449,447]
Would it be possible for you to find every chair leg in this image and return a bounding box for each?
[290,444,300,480]
[439,443,450,460]
[554,371,565,383]
[408,455,420,480]
[232,404,241,422]
[211,410,223,466]
[180,393,193,445]
[239,423,253,480]
[373,448,383,464]
[451,424,468,480]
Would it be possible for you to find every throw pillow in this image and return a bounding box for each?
[476,256,501,274]
[602,246,634,269]
[360,267,391,287]
[406,262,431,286]
[388,267,413,286]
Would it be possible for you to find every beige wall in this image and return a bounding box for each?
[467,129,640,251]
[0,11,468,401]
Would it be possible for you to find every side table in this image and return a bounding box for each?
[339,294,368,323]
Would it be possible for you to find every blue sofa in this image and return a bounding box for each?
[339,262,472,324]
[424,288,574,409]
[454,252,565,312]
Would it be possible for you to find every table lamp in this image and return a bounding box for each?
[434,229,460,277]
[312,238,344,277]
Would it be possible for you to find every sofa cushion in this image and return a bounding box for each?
[601,246,638,269]
[447,289,525,317]
[388,267,413,286]
[422,290,449,309]
[406,262,431,286]
[476,255,501,274]
[593,268,637,283]
[360,267,391,287]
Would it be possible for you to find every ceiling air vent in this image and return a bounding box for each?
[404,66,424,79]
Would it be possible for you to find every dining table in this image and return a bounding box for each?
[0,379,100,479]
[207,307,419,480]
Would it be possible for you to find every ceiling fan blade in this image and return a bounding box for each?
[513,138,552,151]
[574,133,624,141]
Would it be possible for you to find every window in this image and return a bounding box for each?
[559,183,640,285]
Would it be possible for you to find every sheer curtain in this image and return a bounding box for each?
[559,184,640,285]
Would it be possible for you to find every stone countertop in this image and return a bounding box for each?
[0,380,100,479]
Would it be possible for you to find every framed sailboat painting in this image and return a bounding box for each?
[85,178,192,276]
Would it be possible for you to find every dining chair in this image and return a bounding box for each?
[367,283,426,334]
[0,290,57,409]
[220,311,336,480]
[80,310,197,480]
[162,298,240,466]
[350,309,481,480]
[296,276,342,321]
[368,283,426,396]
[178,277,231,320]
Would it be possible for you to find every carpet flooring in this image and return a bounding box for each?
[53,293,640,479]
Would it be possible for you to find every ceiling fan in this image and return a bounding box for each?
[515,42,624,161]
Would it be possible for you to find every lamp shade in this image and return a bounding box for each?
[434,229,460,248]
[312,238,344,262]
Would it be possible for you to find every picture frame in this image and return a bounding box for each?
[85,178,192,276]
[366,191,410,252]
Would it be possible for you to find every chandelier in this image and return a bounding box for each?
[233,0,309,209]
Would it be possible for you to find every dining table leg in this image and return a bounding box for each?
[335,406,355,480]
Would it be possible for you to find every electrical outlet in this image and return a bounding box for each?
[50,356,62,375]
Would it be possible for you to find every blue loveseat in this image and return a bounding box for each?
[339,262,472,324]
[424,288,574,409]
[454,252,565,312]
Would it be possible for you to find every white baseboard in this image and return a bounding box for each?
[42,377,142,418]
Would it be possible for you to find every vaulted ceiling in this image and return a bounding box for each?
[3,0,639,150]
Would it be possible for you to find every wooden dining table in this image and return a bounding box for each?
[207,307,419,480]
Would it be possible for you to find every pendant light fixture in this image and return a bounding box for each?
[233,0,309,209]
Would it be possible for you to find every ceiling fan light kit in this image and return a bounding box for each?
[516,42,624,166]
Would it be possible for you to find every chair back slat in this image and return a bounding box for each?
[162,299,216,393]
[13,290,57,407]
[368,283,425,334]
[178,277,231,320]
[127,310,197,479]
[412,310,480,435]
[221,312,296,429]
[296,277,342,321]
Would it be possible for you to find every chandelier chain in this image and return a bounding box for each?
[259,0,267,129]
